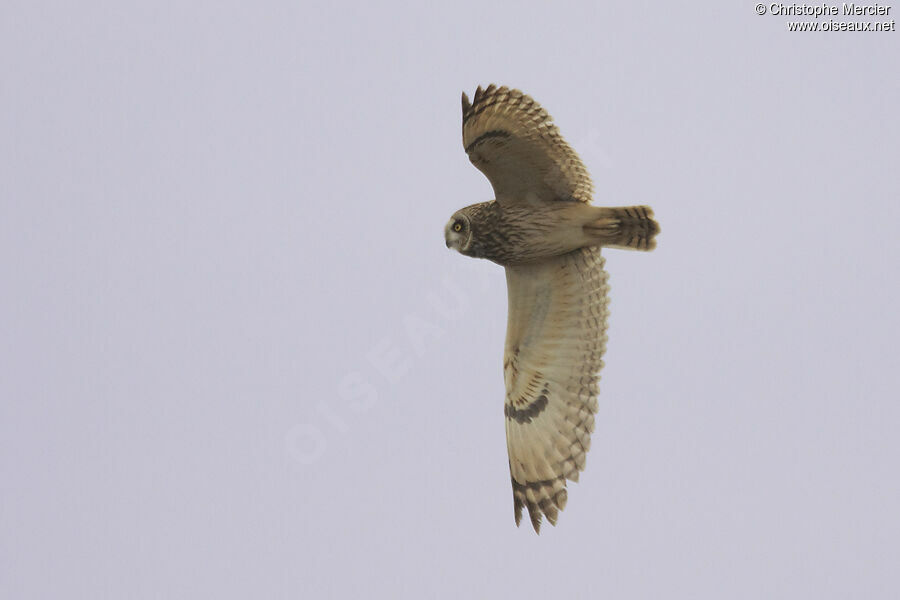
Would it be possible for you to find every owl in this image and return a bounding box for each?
[445,84,659,532]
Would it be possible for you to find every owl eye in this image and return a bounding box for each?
[453,222,463,232]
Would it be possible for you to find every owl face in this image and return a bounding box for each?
[444,211,472,252]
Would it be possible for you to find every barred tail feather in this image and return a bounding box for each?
[584,206,659,251]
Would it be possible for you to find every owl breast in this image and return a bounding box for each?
[467,202,585,266]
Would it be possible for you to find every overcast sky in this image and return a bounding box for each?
[2,1,899,598]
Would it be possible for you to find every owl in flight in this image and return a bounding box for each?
[445,84,659,532]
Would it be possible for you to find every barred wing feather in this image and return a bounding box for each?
[462,84,593,206]
[503,247,610,532]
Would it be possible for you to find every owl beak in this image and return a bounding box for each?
[445,238,452,249]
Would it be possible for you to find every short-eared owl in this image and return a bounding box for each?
[445,84,659,532]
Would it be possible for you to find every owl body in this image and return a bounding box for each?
[445,84,659,532]
[448,200,604,267]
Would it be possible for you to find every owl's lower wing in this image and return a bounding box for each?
[503,247,610,533]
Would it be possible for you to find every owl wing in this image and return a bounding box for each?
[503,247,610,532]
[462,84,593,207]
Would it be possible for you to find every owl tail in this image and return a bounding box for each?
[584,206,659,251]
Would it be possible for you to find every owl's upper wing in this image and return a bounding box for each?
[503,247,609,532]
[462,84,593,207]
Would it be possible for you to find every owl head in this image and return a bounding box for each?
[444,210,472,253]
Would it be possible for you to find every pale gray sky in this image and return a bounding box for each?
[2,1,899,598]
